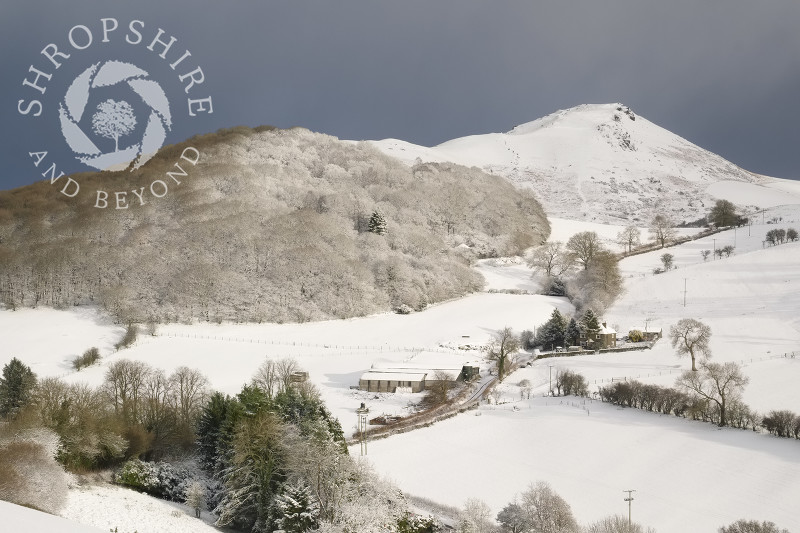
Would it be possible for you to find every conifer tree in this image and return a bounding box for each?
[368,210,387,235]
[275,480,320,533]
[566,318,581,347]
[581,309,601,347]
[0,357,37,418]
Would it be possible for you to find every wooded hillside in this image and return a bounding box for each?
[0,126,549,323]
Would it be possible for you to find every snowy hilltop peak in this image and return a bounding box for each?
[506,103,637,136]
[372,103,782,224]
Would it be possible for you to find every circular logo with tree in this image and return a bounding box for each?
[58,60,172,171]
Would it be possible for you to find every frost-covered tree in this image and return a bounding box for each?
[669,318,711,372]
[368,210,387,236]
[787,228,798,242]
[0,357,37,419]
[0,427,69,514]
[316,460,408,533]
[718,519,789,533]
[660,253,674,271]
[584,514,655,533]
[701,250,711,262]
[518,481,578,533]
[676,361,748,427]
[275,480,320,532]
[458,498,494,533]
[185,480,207,518]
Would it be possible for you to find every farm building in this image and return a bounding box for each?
[359,355,482,393]
[359,371,427,393]
[640,325,663,341]
[596,322,617,348]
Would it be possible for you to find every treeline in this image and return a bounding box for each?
[0,356,439,532]
[599,378,800,440]
[765,227,798,246]
[0,126,549,324]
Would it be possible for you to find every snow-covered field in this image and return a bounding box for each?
[360,397,800,531]
[3,188,800,532]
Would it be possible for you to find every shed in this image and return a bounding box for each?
[359,371,427,393]
[632,325,663,341]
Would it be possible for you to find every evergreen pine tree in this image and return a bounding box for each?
[197,392,238,474]
[275,480,320,533]
[566,318,581,347]
[0,357,37,418]
[581,309,602,347]
[534,309,568,350]
[367,210,387,235]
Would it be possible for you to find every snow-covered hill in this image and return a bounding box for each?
[372,103,800,223]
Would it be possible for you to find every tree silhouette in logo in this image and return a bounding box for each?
[91,99,137,152]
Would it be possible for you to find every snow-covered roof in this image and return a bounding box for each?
[360,371,427,382]
[599,324,616,335]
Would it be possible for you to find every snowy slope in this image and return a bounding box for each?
[359,398,800,532]
[372,104,800,223]
[0,500,105,533]
[3,198,800,532]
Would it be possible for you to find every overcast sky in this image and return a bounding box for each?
[2,0,799,191]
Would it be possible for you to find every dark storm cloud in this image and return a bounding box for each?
[1,0,798,190]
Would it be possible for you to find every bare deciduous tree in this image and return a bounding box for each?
[669,318,712,372]
[649,214,677,249]
[528,241,573,277]
[485,327,520,382]
[676,361,749,427]
[566,231,602,270]
[428,370,454,405]
[617,225,641,254]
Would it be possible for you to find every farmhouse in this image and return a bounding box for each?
[592,322,617,349]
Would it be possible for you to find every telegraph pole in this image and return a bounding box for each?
[356,403,370,456]
[624,490,636,525]
[683,278,687,307]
